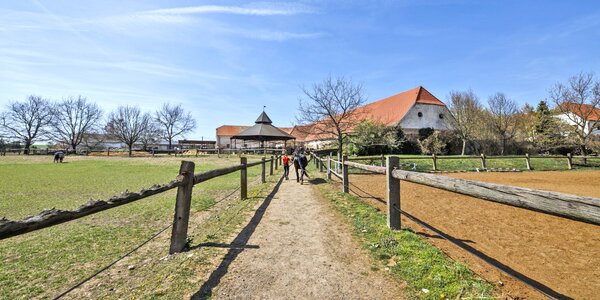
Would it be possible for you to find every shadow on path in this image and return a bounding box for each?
[191,176,284,299]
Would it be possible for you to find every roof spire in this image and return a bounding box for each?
[255,111,273,124]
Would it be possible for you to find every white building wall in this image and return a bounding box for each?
[398,103,453,132]
[557,113,600,136]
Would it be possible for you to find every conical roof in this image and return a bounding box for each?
[255,111,273,124]
[231,112,295,141]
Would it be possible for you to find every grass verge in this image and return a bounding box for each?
[0,155,273,299]
[311,170,494,299]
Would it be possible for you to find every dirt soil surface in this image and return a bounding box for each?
[201,178,405,299]
[345,170,600,299]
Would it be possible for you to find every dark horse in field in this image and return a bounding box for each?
[53,151,65,163]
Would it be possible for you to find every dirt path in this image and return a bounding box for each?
[197,177,404,299]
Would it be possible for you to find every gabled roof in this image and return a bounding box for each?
[561,103,600,121]
[216,125,251,136]
[355,86,445,126]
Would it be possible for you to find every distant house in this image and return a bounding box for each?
[290,86,453,149]
[178,139,216,149]
[556,103,600,136]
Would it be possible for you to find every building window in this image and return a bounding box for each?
[439,113,444,119]
[417,112,423,117]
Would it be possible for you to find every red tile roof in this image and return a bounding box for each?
[216,125,251,136]
[561,103,600,121]
[354,86,445,126]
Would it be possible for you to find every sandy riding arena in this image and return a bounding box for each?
[345,170,600,299]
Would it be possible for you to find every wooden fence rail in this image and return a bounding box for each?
[310,153,600,228]
[0,155,280,254]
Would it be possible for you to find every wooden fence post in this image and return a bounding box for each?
[387,156,401,230]
[319,156,324,172]
[567,153,573,170]
[327,155,332,180]
[381,153,385,167]
[525,153,532,170]
[342,155,349,193]
[274,154,278,170]
[107,148,110,156]
[240,157,247,199]
[169,161,195,254]
[261,157,266,183]
[480,153,487,169]
[269,156,274,175]
[432,153,438,171]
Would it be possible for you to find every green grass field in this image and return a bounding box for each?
[0,155,273,299]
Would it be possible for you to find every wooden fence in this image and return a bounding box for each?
[343,153,599,171]
[0,155,281,254]
[310,153,600,229]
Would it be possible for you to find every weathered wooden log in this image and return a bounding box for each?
[170,161,195,254]
[343,161,386,174]
[240,157,247,200]
[387,156,400,230]
[342,155,349,193]
[330,170,342,180]
[194,164,244,184]
[0,177,185,240]
[391,170,600,226]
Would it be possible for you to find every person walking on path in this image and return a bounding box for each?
[281,152,291,180]
[293,148,309,184]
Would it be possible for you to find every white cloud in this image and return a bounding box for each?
[138,3,315,17]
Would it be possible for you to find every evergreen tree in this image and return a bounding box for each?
[534,100,563,151]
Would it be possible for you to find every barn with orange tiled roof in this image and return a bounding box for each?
[298,86,453,148]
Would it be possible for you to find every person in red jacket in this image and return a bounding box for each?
[281,152,290,180]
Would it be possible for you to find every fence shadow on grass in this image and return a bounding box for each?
[191,176,284,299]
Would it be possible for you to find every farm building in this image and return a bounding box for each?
[556,103,600,136]
[215,86,452,149]
[291,86,453,149]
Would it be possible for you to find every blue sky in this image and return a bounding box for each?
[1,0,600,139]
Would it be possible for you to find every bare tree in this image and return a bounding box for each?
[50,96,103,153]
[155,103,196,151]
[447,90,483,155]
[297,76,367,156]
[140,120,162,151]
[487,92,520,155]
[0,95,53,154]
[549,72,600,154]
[105,106,151,156]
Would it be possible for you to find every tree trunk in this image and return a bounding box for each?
[24,140,31,155]
[461,139,467,156]
[128,145,133,157]
[501,138,506,155]
[337,136,343,158]
[71,143,77,155]
[168,139,173,155]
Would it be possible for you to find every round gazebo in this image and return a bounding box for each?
[231,111,295,154]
